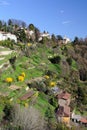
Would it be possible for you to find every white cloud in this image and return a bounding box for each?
[62,20,71,24]
[60,10,64,14]
[0,0,10,5]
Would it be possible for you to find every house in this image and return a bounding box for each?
[57,91,71,106]
[63,36,71,44]
[71,113,81,123]
[56,91,71,125]
[19,90,34,101]
[25,29,34,36]
[7,33,17,42]
[29,30,34,36]
[0,31,17,42]
[56,105,70,125]
[38,32,51,41]
[79,118,87,126]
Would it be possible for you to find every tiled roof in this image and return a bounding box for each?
[64,106,70,117]
[57,105,70,117]
[57,91,71,100]
[80,118,87,124]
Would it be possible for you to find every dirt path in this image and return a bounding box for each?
[0,51,12,55]
[0,57,5,60]
[26,76,44,84]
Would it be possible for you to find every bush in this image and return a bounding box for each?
[66,57,72,65]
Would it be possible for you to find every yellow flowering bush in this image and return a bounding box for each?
[18,76,24,81]
[44,75,49,79]
[25,103,28,107]
[10,98,13,102]
[21,72,25,77]
[5,77,13,83]
[34,91,39,97]
[50,81,56,87]
[17,99,21,104]
[27,43,32,47]
[18,72,26,82]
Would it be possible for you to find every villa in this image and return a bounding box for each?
[0,31,17,42]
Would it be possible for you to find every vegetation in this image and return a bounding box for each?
[0,18,87,130]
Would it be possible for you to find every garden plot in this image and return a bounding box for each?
[0,50,12,55]
[0,46,15,67]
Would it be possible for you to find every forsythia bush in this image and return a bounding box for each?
[21,72,25,77]
[5,77,13,83]
[34,91,39,97]
[18,72,26,81]
[25,103,28,107]
[50,81,56,87]
[44,75,49,79]
[27,43,32,47]
[18,76,24,81]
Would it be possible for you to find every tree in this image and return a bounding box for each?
[35,27,40,42]
[0,20,2,30]
[41,37,49,44]
[73,36,79,44]
[21,21,26,28]
[51,34,57,43]
[14,24,18,31]
[77,86,87,105]
[9,56,16,70]
[57,35,63,41]
[8,19,13,26]
[49,96,58,108]
[29,33,35,42]
[3,101,13,121]
[15,29,27,43]
[79,69,87,81]
[45,106,54,130]
[2,22,7,32]
[56,123,70,130]
[49,56,61,64]
[11,105,45,130]
[28,23,35,31]
[66,57,72,66]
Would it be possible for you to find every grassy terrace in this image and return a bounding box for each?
[0,43,62,90]
[0,44,59,104]
[0,43,86,110]
[0,46,16,65]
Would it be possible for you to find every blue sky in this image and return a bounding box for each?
[0,0,87,40]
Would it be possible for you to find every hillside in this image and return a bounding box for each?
[0,19,87,129]
[0,39,87,129]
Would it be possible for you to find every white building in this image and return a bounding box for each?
[0,31,17,43]
[63,36,71,44]
[39,32,51,41]
[29,30,34,36]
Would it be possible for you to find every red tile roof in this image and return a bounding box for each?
[57,91,71,100]
[80,118,87,124]
[64,106,70,117]
[57,105,70,117]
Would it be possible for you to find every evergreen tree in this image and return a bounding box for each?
[0,20,2,30]
[28,23,35,31]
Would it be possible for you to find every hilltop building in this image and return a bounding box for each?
[0,31,17,42]
[38,32,51,41]
[63,36,71,44]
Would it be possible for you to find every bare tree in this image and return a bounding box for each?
[11,104,46,130]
